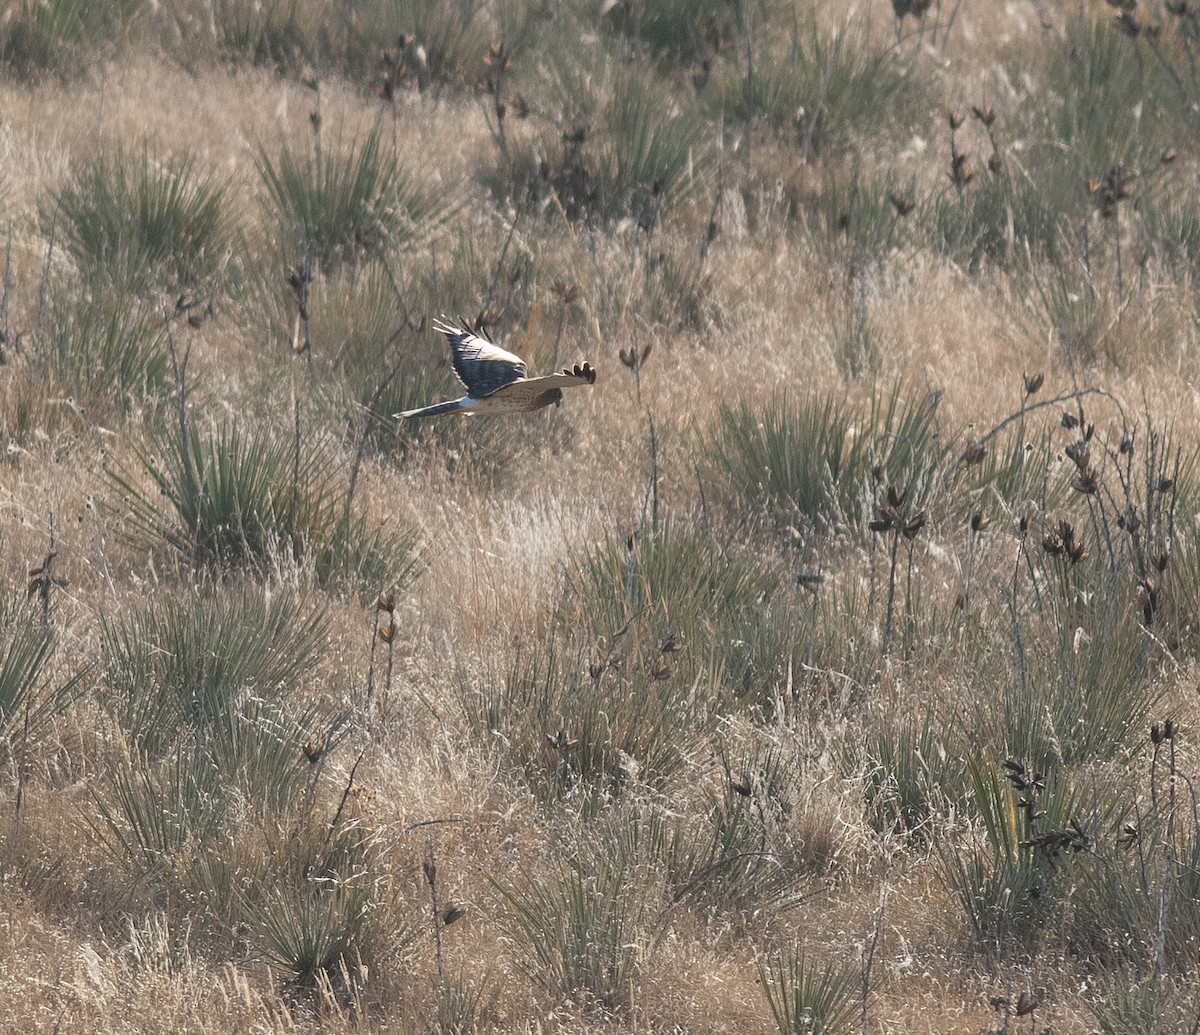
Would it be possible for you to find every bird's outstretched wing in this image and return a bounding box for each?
[528,362,598,390]
[433,317,527,398]
[486,363,598,410]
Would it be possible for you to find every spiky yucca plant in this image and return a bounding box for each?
[46,150,231,295]
[758,946,859,1035]
[108,419,418,588]
[258,129,452,271]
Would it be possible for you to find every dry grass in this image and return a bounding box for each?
[3,0,1200,1031]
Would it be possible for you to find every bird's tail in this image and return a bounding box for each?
[395,399,467,420]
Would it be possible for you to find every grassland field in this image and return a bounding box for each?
[2,1,1200,1032]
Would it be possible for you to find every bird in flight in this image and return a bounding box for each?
[396,317,597,419]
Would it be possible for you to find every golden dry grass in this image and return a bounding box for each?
[3,1,1200,1032]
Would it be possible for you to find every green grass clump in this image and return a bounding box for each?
[45,150,231,296]
[938,758,1097,950]
[709,387,943,532]
[490,58,714,226]
[758,945,859,1035]
[711,25,923,159]
[460,634,709,801]
[601,0,728,67]
[108,418,418,588]
[494,824,664,1015]
[342,0,490,91]
[573,519,797,711]
[700,739,825,916]
[0,594,82,741]
[258,129,453,272]
[246,869,373,987]
[0,0,141,78]
[100,589,328,756]
[210,0,313,71]
[864,716,961,838]
[44,296,171,419]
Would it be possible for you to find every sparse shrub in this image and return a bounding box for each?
[1143,186,1200,269]
[1022,258,1129,367]
[1000,577,1156,768]
[97,685,348,872]
[246,870,372,987]
[958,425,1066,517]
[95,645,357,960]
[99,750,229,873]
[1044,15,1190,171]
[1085,972,1167,1035]
[1,296,170,444]
[45,150,231,296]
[638,248,714,330]
[758,945,859,1035]
[805,169,916,266]
[258,129,453,272]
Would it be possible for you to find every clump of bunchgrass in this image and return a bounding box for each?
[107,417,418,588]
[0,591,83,742]
[210,0,313,72]
[864,715,961,839]
[430,969,503,1035]
[493,820,666,1016]
[938,758,1106,952]
[0,0,140,78]
[758,944,859,1035]
[700,736,826,917]
[258,128,453,272]
[601,0,728,67]
[710,23,924,160]
[489,56,713,227]
[459,630,710,802]
[100,588,328,756]
[44,150,232,297]
[708,386,944,533]
[245,867,373,988]
[572,518,796,713]
[345,0,491,93]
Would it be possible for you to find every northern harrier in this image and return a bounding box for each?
[396,317,597,420]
